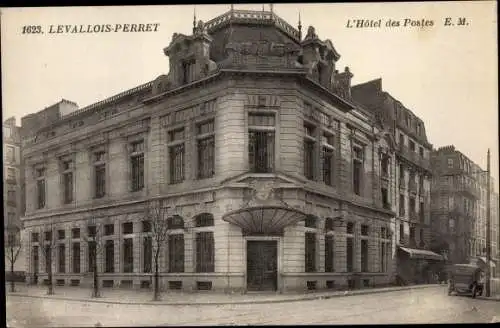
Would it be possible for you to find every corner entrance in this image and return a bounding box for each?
[246,240,278,291]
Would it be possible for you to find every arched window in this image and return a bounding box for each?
[195,213,214,227]
[193,213,214,272]
[304,215,317,228]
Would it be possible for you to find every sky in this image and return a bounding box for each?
[1,2,498,190]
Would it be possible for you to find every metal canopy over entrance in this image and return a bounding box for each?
[222,205,307,235]
[398,246,444,261]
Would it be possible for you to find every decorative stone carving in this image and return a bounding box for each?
[250,180,276,201]
[305,26,318,40]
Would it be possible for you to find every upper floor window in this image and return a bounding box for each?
[93,151,106,198]
[416,123,421,136]
[61,160,74,204]
[399,133,404,146]
[447,158,454,168]
[409,140,415,152]
[419,147,424,158]
[303,122,316,180]
[405,114,410,127]
[182,60,196,84]
[248,113,275,173]
[196,120,215,179]
[168,128,185,184]
[36,167,46,209]
[381,154,390,178]
[6,146,15,162]
[130,140,145,191]
[322,132,335,186]
[352,144,364,196]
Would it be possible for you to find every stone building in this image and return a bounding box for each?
[3,116,25,271]
[352,79,441,285]
[21,9,399,293]
[430,145,499,276]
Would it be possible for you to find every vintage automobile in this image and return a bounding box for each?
[447,263,485,298]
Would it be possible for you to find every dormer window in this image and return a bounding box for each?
[182,59,196,84]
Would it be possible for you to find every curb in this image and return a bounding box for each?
[476,296,500,302]
[7,284,442,306]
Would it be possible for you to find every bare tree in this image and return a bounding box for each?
[82,215,105,298]
[40,220,56,295]
[143,199,169,301]
[5,223,22,292]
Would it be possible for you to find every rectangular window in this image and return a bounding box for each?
[182,60,196,84]
[419,201,425,222]
[142,220,151,233]
[447,158,454,168]
[44,245,51,273]
[169,144,185,184]
[104,224,114,236]
[71,228,80,239]
[197,121,215,179]
[105,240,114,273]
[130,152,145,191]
[322,133,335,186]
[57,230,65,240]
[325,235,334,272]
[94,164,106,198]
[381,155,390,177]
[168,234,185,273]
[419,147,424,158]
[352,145,364,196]
[123,238,133,273]
[72,242,80,273]
[248,113,275,173]
[58,244,65,273]
[381,188,390,209]
[399,224,404,242]
[88,241,96,272]
[305,232,316,272]
[37,179,46,209]
[7,146,15,162]
[195,232,214,273]
[399,194,405,216]
[361,225,369,236]
[380,242,386,272]
[249,131,275,173]
[346,237,354,272]
[361,239,368,272]
[409,140,415,152]
[410,197,416,217]
[122,222,133,235]
[143,236,152,273]
[420,228,425,245]
[7,190,16,203]
[303,123,316,180]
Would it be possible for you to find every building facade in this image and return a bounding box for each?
[352,79,440,285]
[22,9,402,293]
[429,145,499,276]
[3,117,25,271]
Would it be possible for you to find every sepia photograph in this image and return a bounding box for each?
[1,2,499,326]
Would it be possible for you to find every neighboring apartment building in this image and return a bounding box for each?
[429,145,499,273]
[3,116,25,271]
[21,9,401,293]
[352,79,439,285]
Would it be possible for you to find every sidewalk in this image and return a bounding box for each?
[6,283,446,306]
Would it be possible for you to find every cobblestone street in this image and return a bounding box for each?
[6,286,500,327]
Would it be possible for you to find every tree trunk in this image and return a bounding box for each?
[93,248,99,298]
[154,252,160,301]
[48,250,54,295]
[10,248,15,293]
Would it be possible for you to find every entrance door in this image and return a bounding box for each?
[247,240,278,291]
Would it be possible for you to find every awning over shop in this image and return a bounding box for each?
[222,205,307,235]
[398,246,444,261]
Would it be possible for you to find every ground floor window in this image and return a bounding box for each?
[305,232,316,272]
[195,232,214,273]
[123,238,133,273]
[168,234,185,273]
[346,237,354,272]
[72,242,80,273]
[361,239,368,272]
[143,236,152,273]
[105,240,114,273]
[325,235,334,272]
[58,244,65,273]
